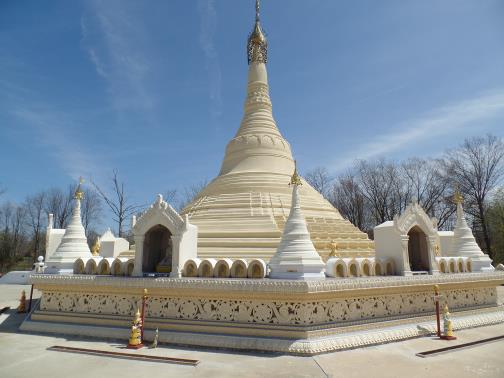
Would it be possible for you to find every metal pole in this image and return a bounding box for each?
[434,285,441,337]
[435,300,441,337]
[27,284,34,313]
[141,289,148,342]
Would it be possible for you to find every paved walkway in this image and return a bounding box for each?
[1,284,503,378]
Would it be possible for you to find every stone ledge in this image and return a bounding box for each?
[29,272,504,294]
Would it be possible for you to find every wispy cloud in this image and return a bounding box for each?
[9,103,110,184]
[197,0,222,117]
[331,90,504,171]
[81,0,155,113]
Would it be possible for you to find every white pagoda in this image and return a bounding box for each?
[269,164,325,279]
[45,180,92,274]
[449,190,494,272]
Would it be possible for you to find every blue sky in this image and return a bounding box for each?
[1,0,503,212]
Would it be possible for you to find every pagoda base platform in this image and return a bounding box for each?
[21,273,504,355]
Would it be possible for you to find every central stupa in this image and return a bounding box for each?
[181,1,374,260]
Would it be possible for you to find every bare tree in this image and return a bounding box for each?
[356,159,400,224]
[24,192,46,262]
[443,135,504,257]
[304,167,332,198]
[0,203,27,271]
[163,189,178,206]
[178,180,208,211]
[43,186,73,228]
[329,172,367,230]
[401,158,455,229]
[81,187,103,236]
[487,187,504,264]
[93,170,140,237]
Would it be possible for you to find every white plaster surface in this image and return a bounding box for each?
[98,228,130,258]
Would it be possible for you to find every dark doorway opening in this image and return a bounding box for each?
[142,225,172,273]
[407,226,430,272]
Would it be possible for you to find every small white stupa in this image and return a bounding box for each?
[449,190,494,272]
[268,164,325,279]
[45,178,93,274]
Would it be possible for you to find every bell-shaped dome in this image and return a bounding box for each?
[180,1,374,261]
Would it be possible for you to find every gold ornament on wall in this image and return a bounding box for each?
[328,240,338,258]
[91,237,100,257]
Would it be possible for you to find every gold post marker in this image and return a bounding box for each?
[141,289,149,342]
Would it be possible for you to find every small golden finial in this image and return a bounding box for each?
[91,237,100,256]
[290,160,302,186]
[453,190,463,205]
[453,185,463,205]
[74,177,85,200]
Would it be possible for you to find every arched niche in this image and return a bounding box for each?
[142,224,172,274]
[407,226,430,272]
[132,194,198,277]
[375,202,439,276]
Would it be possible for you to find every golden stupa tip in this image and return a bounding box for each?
[290,161,302,186]
[453,187,463,205]
[247,0,268,64]
[74,177,85,200]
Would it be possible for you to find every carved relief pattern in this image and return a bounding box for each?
[246,83,271,107]
[40,287,495,326]
[394,202,437,235]
[133,196,184,236]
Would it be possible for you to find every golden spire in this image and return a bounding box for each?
[74,177,84,200]
[453,187,463,205]
[290,161,302,186]
[247,0,268,64]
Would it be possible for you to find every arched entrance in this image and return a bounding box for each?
[407,226,430,272]
[142,225,172,273]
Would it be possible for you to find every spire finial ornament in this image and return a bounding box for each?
[290,161,302,186]
[247,0,268,64]
[453,187,463,205]
[74,177,84,200]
